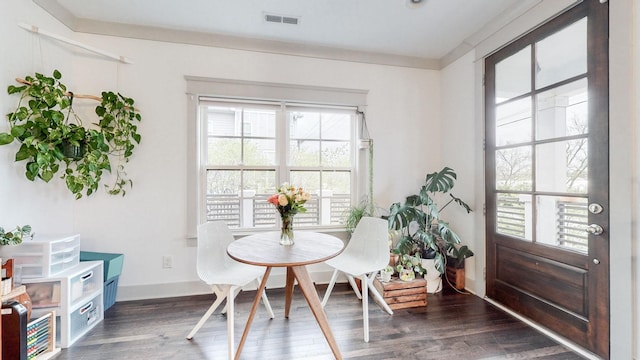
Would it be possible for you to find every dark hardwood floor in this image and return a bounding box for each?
[55,283,585,359]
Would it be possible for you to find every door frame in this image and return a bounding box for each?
[483,1,609,358]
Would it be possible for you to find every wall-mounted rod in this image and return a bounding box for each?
[18,22,133,64]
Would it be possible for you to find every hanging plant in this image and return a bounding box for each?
[0,70,141,199]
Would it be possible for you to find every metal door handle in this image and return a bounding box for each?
[585,224,604,236]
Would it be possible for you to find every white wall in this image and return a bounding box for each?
[439,50,482,295]
[441,1,639,359]
[0,0,441,300]
[0,1,78,235]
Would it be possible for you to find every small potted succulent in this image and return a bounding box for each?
[380,265,394,282]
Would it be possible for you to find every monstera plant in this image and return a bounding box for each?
[0,70,141,199]
[387,167,472,273]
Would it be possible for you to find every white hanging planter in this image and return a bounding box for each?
[421,258,442,293]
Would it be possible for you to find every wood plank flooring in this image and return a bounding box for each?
[54,284,585,359]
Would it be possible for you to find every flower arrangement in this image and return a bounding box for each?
[267,184,310,245]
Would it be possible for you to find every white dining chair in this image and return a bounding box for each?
[186,221,274,360]
[321,216,394,342]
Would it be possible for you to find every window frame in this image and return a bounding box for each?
[186,77,368,237]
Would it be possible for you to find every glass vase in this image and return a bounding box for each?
[280,214,294,246]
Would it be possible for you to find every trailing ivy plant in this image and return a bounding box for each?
[0,225,33,246]
[0,70,141,199]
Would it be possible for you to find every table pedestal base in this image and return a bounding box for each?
[234,266,342,360]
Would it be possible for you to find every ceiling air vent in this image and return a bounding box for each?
[264,13,299,25]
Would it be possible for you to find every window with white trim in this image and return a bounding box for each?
[198,98,357,231]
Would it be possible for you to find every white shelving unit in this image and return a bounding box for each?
[22,260,104,348]
[0,234,81,279]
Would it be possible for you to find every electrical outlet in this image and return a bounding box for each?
[162,255,173,268]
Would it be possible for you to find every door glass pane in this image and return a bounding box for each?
[496,97,532,146]
[536,18,587,89]
[497,193,532,240]
[536,79,588,141]
[495,46,531,103]
[535,139,588,194]
[496,146,532,191]
[536,195,588,253]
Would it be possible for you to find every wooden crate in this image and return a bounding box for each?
[445,266,465,290]
[373,276,427,310]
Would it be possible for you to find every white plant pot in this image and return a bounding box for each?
[421,258,442,293]
[380,270,392,282]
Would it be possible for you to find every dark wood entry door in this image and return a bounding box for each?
[484,1,609,358]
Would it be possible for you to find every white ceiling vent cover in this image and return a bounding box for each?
[264,13,299,25]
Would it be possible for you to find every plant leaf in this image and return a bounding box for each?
[424,166,457,193]
[0,133,14,145]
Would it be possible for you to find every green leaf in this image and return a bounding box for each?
[424,166,457,193]
[0,133,14,145]
[10,125,25,138]
[15,146,30,161]
[41,170,54,182]
[53,69,61,80]
[95,106,106,117]
[7,85,26,95]
[26,162,39,181]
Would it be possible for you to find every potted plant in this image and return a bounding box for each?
[394,253,426,281]
[0,70,142,199]
[380,265,394,282]
[343,198,376,237]
[387,167,472,287]
[0,225,32,246]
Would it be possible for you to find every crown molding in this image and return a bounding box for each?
[33,0,440,70]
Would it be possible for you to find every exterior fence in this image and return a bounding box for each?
[496,196,588,251]
[206,193,351,228]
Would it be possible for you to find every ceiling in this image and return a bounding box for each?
[34,0,531,69]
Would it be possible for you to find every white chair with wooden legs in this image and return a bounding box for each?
[321,216,393,342]
[186,221,274,360]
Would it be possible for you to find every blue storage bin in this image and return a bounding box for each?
[79,252,123,281]
[103,276,119,311]
[80,252,123,311]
